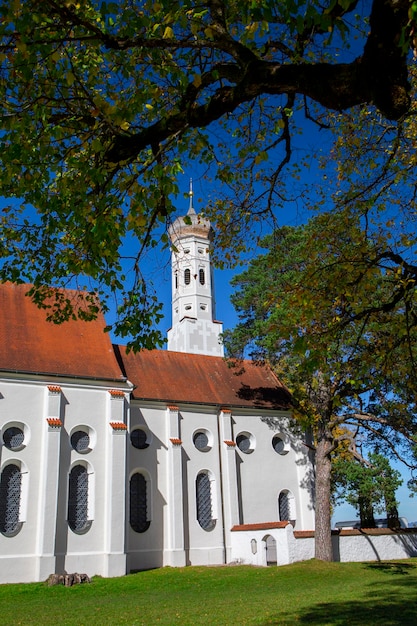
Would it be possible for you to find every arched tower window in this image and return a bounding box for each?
[196,471,216,531]
[199,268,205,285]
[68,464,89,532]
[278,489,296,525]
[130,472,151,533]
[184,268,191,285]
[0,464,21,535]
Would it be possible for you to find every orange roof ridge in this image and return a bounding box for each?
[109,422,127,430]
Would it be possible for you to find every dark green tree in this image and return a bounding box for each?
[332,453,402,528]
[223,212,417,560]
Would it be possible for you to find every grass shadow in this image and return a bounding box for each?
[365,561,417,575]
[256,587,417,626]
[294,592,417,625]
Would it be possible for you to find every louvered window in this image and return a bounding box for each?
[68,465,89,532]
[0,464,21,535]
[199,268,205,285]
[196,472,215,531]
[130,473,150,533]
[184,268,191,285]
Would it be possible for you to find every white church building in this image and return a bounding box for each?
[0,195,316,584]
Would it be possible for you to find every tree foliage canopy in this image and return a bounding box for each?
[332,452,403,528]
[223,213,417,558]
[0,0,416,347]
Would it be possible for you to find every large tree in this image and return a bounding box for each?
[223,212,417,560]
[0,0,415,347]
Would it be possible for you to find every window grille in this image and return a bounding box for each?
[193,431,209,450]
[199,269,205,285]
[71,430,90,452]
[68,465,89,532]
[130,473,150,532]
[278,492,290,521]
[196,472,215,530]
[0,464,21,535]
[279,490,295,523]
[130,429,149,449]
[184,268,191,285]
[3,427,24,450]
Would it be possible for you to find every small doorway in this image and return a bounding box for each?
[263,534,277,566]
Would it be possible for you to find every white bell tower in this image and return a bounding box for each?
[167,181,224,356]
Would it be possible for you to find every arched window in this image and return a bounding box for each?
[184,268,191,285]
[175,271,178,289]
[130,472,150,533]
[68,465,89,532]
[196,471,216,531]
[278,489,296,525]
[199,268,205,285]
[0,464,21,535]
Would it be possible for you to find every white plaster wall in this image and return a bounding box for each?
[127,403,227,569]
[0,380,45,560]
[0,376,129,583]
[231,527,417,567]
[334,531,417,562]
[230,526,294,566]
[126,404,167,572]
[232,412,314,530]
[180,407,225,565]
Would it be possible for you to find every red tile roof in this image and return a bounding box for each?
[116,347,290,409]
[0,283,124,380]
[231,522,290,531]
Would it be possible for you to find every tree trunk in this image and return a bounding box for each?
[359,496,376,528]
[314,426,333,561]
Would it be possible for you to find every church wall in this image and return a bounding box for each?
[127,402,226,570]
[126,403,167,572]
[0,376,128,583]
[179,406,225,565]
[125,400,314,572]
[231,411,315,529]
[0,379,46,581]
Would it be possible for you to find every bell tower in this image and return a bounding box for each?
[167,181,224,356]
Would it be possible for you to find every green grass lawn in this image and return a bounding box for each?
[1,559,416,625]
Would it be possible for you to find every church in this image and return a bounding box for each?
[0,193,315,584]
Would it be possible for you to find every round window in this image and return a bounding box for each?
[71,430,90,453]
[3,427,25,450]
[272,435,288,455]
[130,428,149,449]
[236,432,255,454]
[193,429,212,452]
[194,431,208,450]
